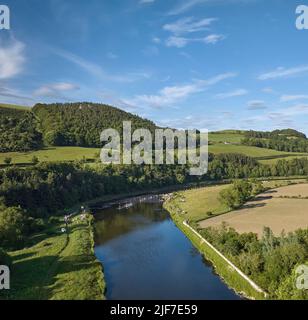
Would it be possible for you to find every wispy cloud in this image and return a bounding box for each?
[215,89,248,99]
[139,0,155,4]
[247,100,267,110]
[262,87,275,94]
[168,0,207,16]
[0,86,33,102]
[166,34,224,47]
[152,37,161,44]
[34,82,80,98]
[280,94,308,102]
[258,65,308,80]
[203,34,225,44]
[168,0,257,15]
[0,39,25,80]
[124,72,237,108]
[163,17,217,35]
[53,48,151,83]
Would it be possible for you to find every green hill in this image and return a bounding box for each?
[32,102,158,147]
[1,101,308,165]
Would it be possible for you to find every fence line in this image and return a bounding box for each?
[183,221,267,297]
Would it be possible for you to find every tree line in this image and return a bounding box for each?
[242,129,308,153]
[202,225,308,299]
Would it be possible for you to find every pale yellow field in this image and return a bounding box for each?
[199,183,308,237]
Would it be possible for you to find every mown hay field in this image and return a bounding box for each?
[199,183,308,237]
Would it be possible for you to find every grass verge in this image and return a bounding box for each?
[0,214,105,300]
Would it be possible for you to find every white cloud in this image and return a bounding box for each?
[215,89,248,99]
[139,0,155,3]
[203,34,225,44]
[258,65,308,80]
[166,34,224,48]
[163,17,217,35]
[280,94,308,102]
[163,16,224,48]
[0,39,25,79]
[166,36,189,48]
[125,72,237,108]
[168,0,207,16]
[34,82,79,97]
[247,100,267,110]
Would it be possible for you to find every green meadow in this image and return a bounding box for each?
[1,214,105,300]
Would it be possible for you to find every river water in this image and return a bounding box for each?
[94,196,241,300]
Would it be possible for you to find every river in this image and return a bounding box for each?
[93,196,241,300]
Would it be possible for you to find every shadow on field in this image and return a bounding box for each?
[263,190,278,194]
[8,253,95,300]
[253,195,273,201]
[240,202,266,210]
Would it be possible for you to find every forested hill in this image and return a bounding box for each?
[242,129,308,153]
[33,102,158,147]
[0,105,42,152]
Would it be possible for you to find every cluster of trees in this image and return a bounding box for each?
[202,225,308,299]
[219,180,264,209]
[244,129,307,139]
[210,154,308,178]
[242,129,308,153]
[33,102,157,147]
[0,106,42,152]
[0,162,195,219]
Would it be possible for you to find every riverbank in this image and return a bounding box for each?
[164,196,265,300]
[1,213,105,300]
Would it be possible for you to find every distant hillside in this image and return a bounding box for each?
[242,129,308,153]
[0,105,42,152]
[33,102,158,147]
[0,103,31,111]
[244,129,307,140]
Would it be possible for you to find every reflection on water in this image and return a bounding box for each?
[94,198,241,300]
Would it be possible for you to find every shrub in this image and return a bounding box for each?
[0,248,11,266]
[4,157,12,165]
[0,207,27,248]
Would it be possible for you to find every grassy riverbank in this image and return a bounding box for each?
[1,214,105,300]
[164,198,265,300]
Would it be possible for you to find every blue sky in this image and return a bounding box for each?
[1,0,308,133]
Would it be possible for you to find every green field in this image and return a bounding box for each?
[209,143,307,158]
[209,132,245,144]
[0,147,100,165]
[1,214,105,300]
[171,185,230,222]
[0,103,31,111]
